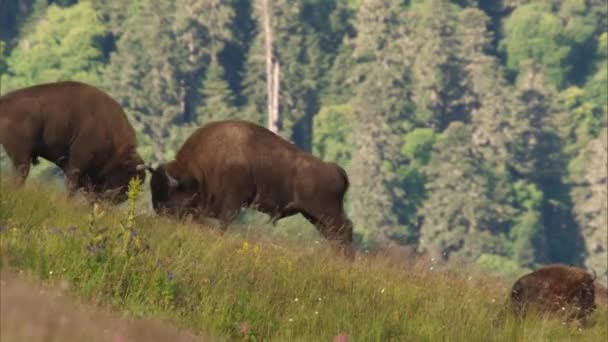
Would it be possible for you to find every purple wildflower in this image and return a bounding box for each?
[47,226,63,236]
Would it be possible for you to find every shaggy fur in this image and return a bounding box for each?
[510,264,596,321]
[149,120,354,258]
[0,81,145,203]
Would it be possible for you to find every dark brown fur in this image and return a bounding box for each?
[510,264,597,322]
[0,81,145,203]
[149,120,354,258]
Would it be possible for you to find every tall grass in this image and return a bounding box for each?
[1,179,606,341]
[0,270,203,342]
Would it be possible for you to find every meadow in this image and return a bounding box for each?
[1,178,606,341]
[0,270,203,342]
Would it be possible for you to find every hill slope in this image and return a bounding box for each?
[0,270,206,342]
[0,180,606,341]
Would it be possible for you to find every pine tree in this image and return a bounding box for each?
[569,129,608,282]
[418,122,513,263]
[416,8,520,264]
[174,0,236,122]
[4,2,107,91]
[500,0,599,88]
[410,0,473,130]
[103,0,238,162]
[242,0,350,151]
[458,8,516,170]
[196,56,238,124]
[103,0,181,162]
[512,62,585,266]
[348,0,416,247]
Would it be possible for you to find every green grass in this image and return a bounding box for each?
[1,179,606,341]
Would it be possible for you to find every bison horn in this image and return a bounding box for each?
[166,171,179,188]
[135,164,146,171]
[591,268,597,281]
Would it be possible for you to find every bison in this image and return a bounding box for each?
[510,264,597,322]
[148,120,354,258]
[0,81,146,203]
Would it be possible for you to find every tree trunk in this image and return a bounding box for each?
[271,59,280,133]
[260,0,280,134]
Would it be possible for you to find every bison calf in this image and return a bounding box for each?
[149,120,354,258]
[0,81,146,203]
[510,264,596,322]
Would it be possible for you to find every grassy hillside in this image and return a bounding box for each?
[0,270,204,342]
[0,179,606,341]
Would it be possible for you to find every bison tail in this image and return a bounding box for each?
[334,163,350,193]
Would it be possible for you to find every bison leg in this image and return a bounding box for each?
[63,138,97,197]
[63,168,82,197]
[213,166,255,233]
[3,148,32,185]
[217,194,244,233]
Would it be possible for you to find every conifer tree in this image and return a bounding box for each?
[4,2,107,91]
[418,122,513,262]
[569,130,608,282]
[242,0,348,151]
[348,0,416,247]
[410,0,473,130]
[512,62,585,266]
[196,56,238,124]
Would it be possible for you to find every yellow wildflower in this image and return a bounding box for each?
[238,241,249,254]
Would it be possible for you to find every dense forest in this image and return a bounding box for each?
[0,0,606,281]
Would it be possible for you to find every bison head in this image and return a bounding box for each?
[98,157,147,204]
[149,163,198,218]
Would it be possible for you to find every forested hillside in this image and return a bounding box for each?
[1,0,606,281]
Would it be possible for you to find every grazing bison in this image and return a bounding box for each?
[510,264,596,322]
[0,81,146,203]
[149,120,354,257]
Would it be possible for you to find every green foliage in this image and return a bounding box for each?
[195,57,238,125]
[508,181,545,268]
[381,128,438,245]
[475,254,530,280]
[401,128,437,166]
[582,32,608,109]
[557,86,606,156]
[419,122,514,262]
[348,0,417,246]
[500,1,598,88]
[312,103,353,166]
[3,2,107,91]
[410,0,473,129]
